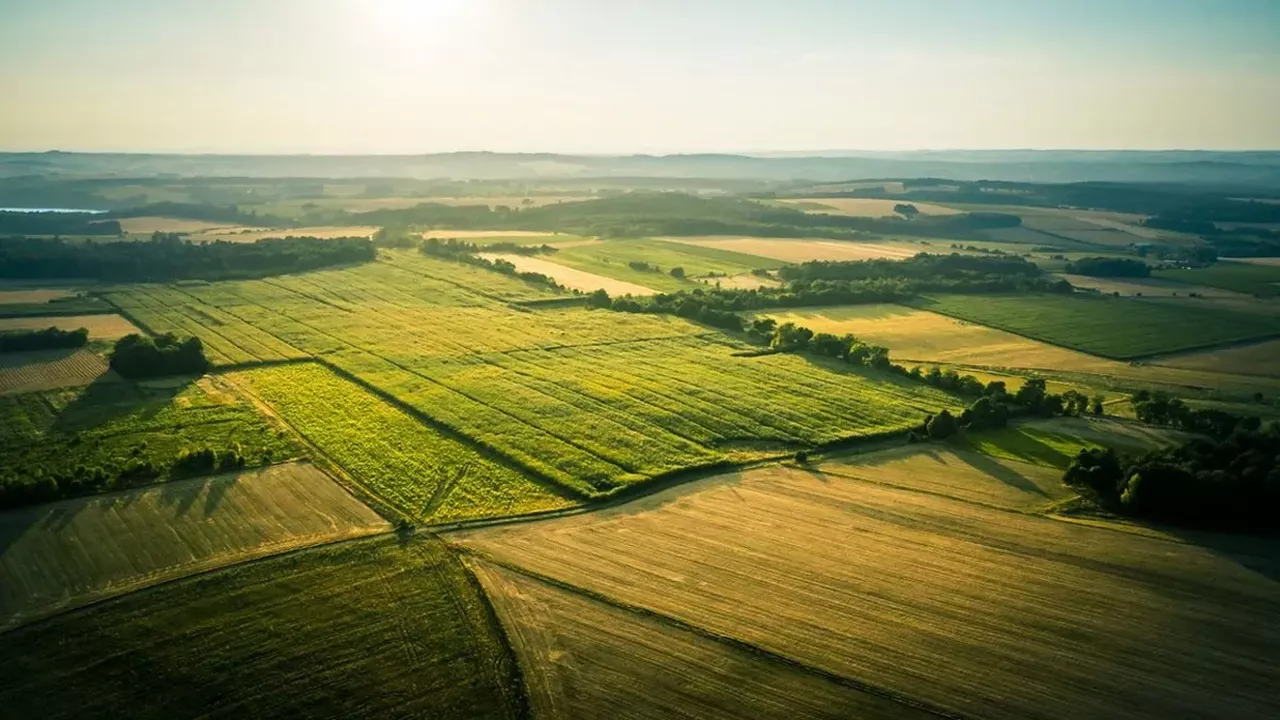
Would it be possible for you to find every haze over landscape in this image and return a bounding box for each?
[2,2,1279,720]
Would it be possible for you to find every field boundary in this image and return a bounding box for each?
[455,549,972,720]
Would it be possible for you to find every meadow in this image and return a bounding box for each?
[226,363,576,523]
[0,537,527,719]
[0,461,388,629]
[0,377,299,499]
[451,439,1280,720]
[911,292,1280,358]
[1155,261,1280,297]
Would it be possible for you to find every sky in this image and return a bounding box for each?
[1,0,1278,154]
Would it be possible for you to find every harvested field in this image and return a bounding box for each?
[0,349,114,395]
[117,217,239,234]
[452,449,1280,720]
[664,236,922,262]
[0,461,388,630]
[0,537,526,719]
[1058,273,1250,298]
[194,225,380,243]
[478,252,657,296]
[420,229,574,240]
[911,293,1280,359]
[0,313,140,340]
[1155,338,1280,378]
[778,197,961,217]
[469,559,930,720]
[0,289,75,305]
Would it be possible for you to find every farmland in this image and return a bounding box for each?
[0,349,114,394]
[0,537,526,719]
[544,238,783,291]
[664,235,925,262]
[775,197,962,217]
[451,440,1280,720]
[0,461,388,629]
[104,253,961,496]
[226,363,576,523]
[0,377,300,501]
[478,252,659,295]
[0,288,76,304]
[910,293,1280,358]
[0,313,141,339]
[1155,338,1280,378]
[948,416,1191,470]
[469,559,929,720]
[1154,261,1280,297]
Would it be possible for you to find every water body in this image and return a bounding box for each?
[0,207,107,214]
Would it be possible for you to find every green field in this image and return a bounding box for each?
[0,461,388,629]
[0,537,527,719]
[1155,261,1280,297]
[910,293,1280,359]
[548,238,782,291]
[950,416,1191,470]
[105,252,960,496]
[227,363,576,522]
[0,378,300,503]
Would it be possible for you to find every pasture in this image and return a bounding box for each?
[452,444,1280,720]
[469,559,926,720]
[0,461,387,630]
[0,377,299,497]
[911,292,1280,358]
[0,349,114,395]
[478,252,658,295]
[0,313,141,339]
[663,236,924,262]
[0,537,526,719]
[106,255,961,495]
[226,363,576,522]
[776,197,962,217]
[1155,261,1280,297]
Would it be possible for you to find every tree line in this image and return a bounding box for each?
[0,233,376,282]
[0,326,88,353]
[1064,257,1151,277]
[1065,393,1278,531]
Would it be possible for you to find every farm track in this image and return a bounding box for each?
[455,547,973,720]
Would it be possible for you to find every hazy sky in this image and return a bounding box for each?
[1,0,1278,153]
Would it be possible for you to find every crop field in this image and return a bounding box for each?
[451,448,1280,720]
[0,313,141,339]
[226,363,576,523]
[0,537,527,719]
[0,288,76,304]
[420,229,582,240]
[1155,261,1280,297]
[0,349,114,394]
[0,377,300,491]
[116,216,240,235]
[192,225,381,243]
[469,559,927,720]
[478,252,658,295]
[665,236,923,262]
[776,197,962,217]
[1058,273,1249,298]
[0,461,388,629]
[545,238,783,292]
[1156,338,1280,378]
[911,293,1280,359]
[106,254,960,495]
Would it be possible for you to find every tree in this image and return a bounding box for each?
[894,203,920,219]
[586,289,611,308]
[927,410,959,439]
[669,266,685,279]
[1091,395,1106,415]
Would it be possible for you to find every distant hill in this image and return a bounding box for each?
[3,150,1280,186]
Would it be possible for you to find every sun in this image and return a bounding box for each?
[367,0,470,31]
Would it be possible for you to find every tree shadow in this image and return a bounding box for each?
[953,447,1051,499]
[965,428,1073,469]
[49,374,194,437]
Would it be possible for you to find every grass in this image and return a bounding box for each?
[0,377,300,496]
[910,292,1280,359]
[547,238,783,292]
[451,440,1280,720]
[0,536,527,719]
[226,363,576,522]
[949,416,1190,470]
[0,313,141,339]
[0,461,388,629]
[1155,261,1280,297]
